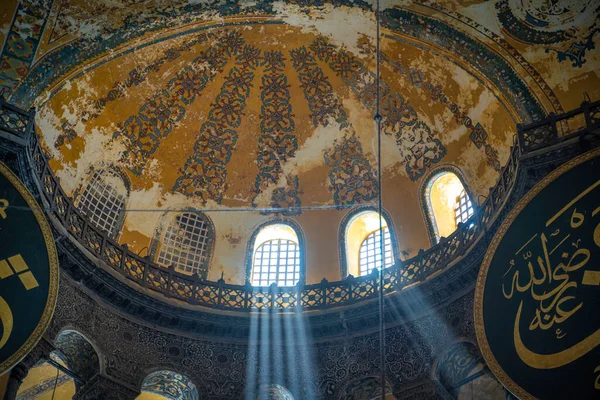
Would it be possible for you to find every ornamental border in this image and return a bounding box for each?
[473,147,600,400]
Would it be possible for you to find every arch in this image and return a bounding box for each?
[151,209,216,278]
[76,167,129,239]
[339,206,399,278]
[419,165,475,245]
[54,330,101,384]
[339,376,396,400]
[15,351,76,400]
[434,342,504,399]
[139,370,199,400]
[257,384,295,400]
[245,219,306,286]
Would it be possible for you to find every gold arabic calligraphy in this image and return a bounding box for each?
[501,180,600,370]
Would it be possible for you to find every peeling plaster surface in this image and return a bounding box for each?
[1,0,598,285]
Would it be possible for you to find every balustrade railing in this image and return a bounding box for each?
[0,99,34,145]
[4,98,583,311]
[517,100,600,153]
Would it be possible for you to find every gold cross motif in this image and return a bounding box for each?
[0,254,39,290]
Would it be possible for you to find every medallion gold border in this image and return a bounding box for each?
[0,162,59,375]
[474,148,600,400]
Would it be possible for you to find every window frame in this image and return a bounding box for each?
[251,238,300,287]
[76,168,128,239]
[358,227,393,276]
[245,219,306,286]
[339,206,399,279]
[151,210,215,279]
[453,189,474,226]
[419,165,475,246]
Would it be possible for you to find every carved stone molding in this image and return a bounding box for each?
[45,272,477,399]
[393,379,452,400]
[72,374,139,400]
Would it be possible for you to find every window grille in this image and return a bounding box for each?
[157,212,212,275]
[454,189,473,226]
[251,239,300,287]
[78,170,126,237]
[359,228,392,276]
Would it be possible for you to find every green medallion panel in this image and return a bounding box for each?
[0,163,59,374]
[475,149,600,400]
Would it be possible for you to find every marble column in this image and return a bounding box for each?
[73,374,139,400]
[2,338,55,400]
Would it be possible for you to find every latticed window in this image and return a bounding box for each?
[157,212,212,275]
[78,170,126,238]
[359,228,392,276]
[454,189,473,226]
[252,239,300,286]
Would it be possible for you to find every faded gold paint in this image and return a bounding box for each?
[26,2,597,287]
[16,361,75,400]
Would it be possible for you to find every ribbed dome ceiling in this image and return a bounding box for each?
[38,21,514,210]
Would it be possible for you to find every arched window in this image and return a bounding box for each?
[341,209,396,278]
[77,169,127,238]
[155,212,214,277]
[249,222,303,287]
[140,370,199,400]
[421,168,474,244]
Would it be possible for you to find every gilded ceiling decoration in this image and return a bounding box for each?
[496,0,600,67]
[0,1,598,399]
[1,0,597,283]
[37,23,513,204]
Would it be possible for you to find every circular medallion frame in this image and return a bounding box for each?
[0,162,59,375]
[474,148,600,400]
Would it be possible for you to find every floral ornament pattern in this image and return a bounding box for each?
[289,46,348,129]
[290,44,378,207]
[398,122,448,181]
[113,31,237,175]
[310,37,447,180]
[324,133,378,208]
[381,53,501,171]
[55,32,217,148]
[265,175,303,217]
[496,0,600,68]
[82,32,216,123]
[0,0,51,97]
[54,121,77,147]
[252,50,301,214]
[382,7,546,122]
[174,44,261,204]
